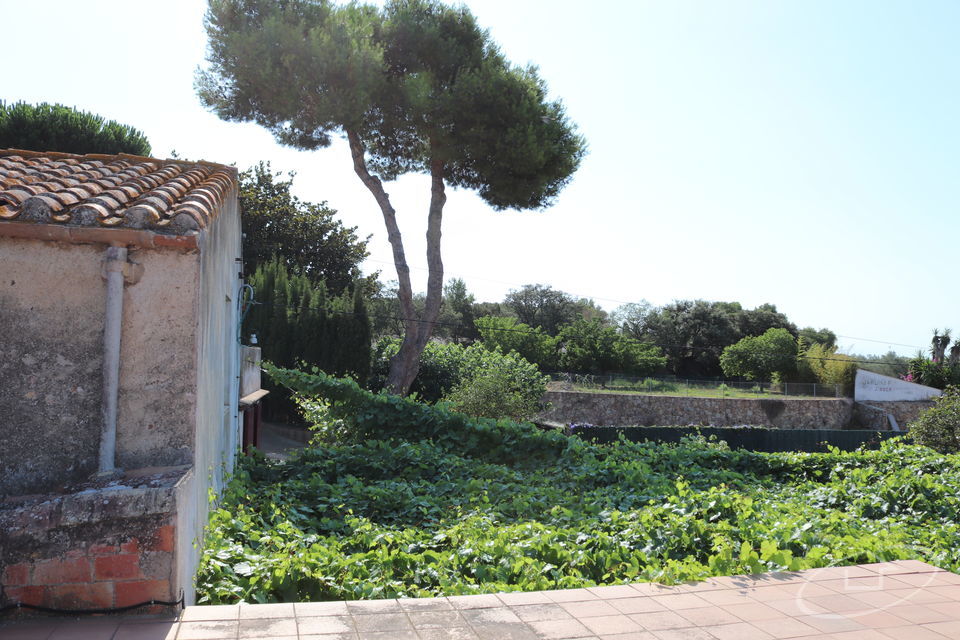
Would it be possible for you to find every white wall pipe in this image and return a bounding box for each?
[98,245,127,474]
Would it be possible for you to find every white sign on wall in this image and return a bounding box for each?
[855,369,943,402]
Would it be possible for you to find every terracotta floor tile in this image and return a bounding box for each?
[527,617,594,639]
[884,588,950,605]
[398,597,453,611]
[740,585,796,602]
[631,583,683,596]
[179,604,240,621]
[511,603,573,622]
[546,589,603,603]
[764,597,828,617]
[299,632,357,640]
[470,621,539,640]
[819,576,915,595]
[700,622,775,640]
[294,600,350,617]
[407,610,465,629]
[929,585,960,601]
[879,625,949,639]
[580,614,646,636]
[417,626,481,639]
[649,593,712,610]
[559,600,622,618]
[46,623,120,640]
[675,606,742,628]
[460,607,524,626]
[924,600,960,618]
[889,560,944,573]
[111,622,178,640]
[345,599,401,614]
[921,620,960,637]
[0,623,60,640]
[695,588,755,606]
[357,629,418,640]
[628,610,692,630]
[296,614,355,635]
[891,572,960,587]
[589,585,648,599]
[792,614,866,634]
[882,604,952,624]
[847,610,912,629]
[801,593,875,614]
[846,590,911,609]
[238,602,296,619]
[609,597,668,615]
[447,594,504,609]
[828,630,894,640]
[237,617,298,638]
[498,591,556,606]
[749,617,821,639]
[352,612,414,633]
[649,627,715,640]
[723,601,784,622]
[175,619,238,640]
[599,633,658,640]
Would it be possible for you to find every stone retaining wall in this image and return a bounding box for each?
[540,391,855,430]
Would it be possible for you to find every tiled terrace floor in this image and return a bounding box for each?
[3,561,959,639]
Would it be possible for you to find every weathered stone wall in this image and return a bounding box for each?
[0,239,106,495]
[0,236,201,495]
[540,391,854,430]
[177,192,242,606]
[0,467,185,610]
[854,400,936,431]
[116,248,199,471]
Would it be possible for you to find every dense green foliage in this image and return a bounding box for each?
[370,339,546,407]
[0,101,151,155]
[196,367,960,603]
[475,316,560,371]
[244,260,370,419]
[797,343,858,395]
[640,301,797,377]
[720,328,798,382]
[240,163,372,293]
[910,386,960,453]
[557,319,666,376]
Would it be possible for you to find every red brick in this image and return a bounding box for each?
[5,585,46,604]
[47,583,113,609]
[114,579,171,607]
[64,549,86,558]
[120,539,140,554]
[2,562,30,586]
[33,557,91,585]
[89,543,119,556]
[148,525,175,552]
[94,554,141,581]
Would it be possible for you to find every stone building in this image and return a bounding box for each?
[0,149,244,609]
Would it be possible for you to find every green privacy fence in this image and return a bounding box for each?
[569,425,900,453]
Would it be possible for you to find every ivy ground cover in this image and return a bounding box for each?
[196,368,960,604]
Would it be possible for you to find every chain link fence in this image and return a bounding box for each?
[547,373,843,398]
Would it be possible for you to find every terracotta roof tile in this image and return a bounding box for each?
[0,149,237,235]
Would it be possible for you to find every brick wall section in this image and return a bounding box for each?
[0,468,186,612]
[540,391,855,430]
[1,525,175,610]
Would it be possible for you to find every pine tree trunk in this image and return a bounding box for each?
[347,131,446,395]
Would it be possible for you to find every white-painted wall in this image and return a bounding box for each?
[854,369,943,402]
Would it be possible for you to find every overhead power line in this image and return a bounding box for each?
[246,299,917,367]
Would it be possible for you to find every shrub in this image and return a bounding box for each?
[910,386,960,453]
[442,365,546,422]
[0,101,151,155]
[370,340,548,416]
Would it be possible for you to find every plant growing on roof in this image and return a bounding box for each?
[196,0,586,395]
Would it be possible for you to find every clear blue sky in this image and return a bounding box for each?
[3,0,957,357]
